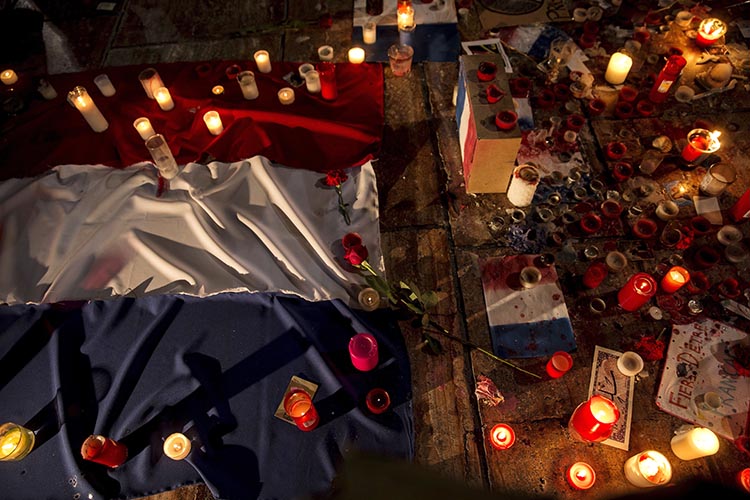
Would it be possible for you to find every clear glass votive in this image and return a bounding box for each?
[145,134,179,179]
[699,162,736,196]
[0,423,35,461]
[237,70,259,100]
[138,67,164,99]
[387,44,414,77]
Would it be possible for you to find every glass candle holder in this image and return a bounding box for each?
[617,351,644,377]
[0,423,35,461]
[569,395,619,442]
[202,110,224,135]
[681,129,720,163]
[365,388,391,414]
[358,288,380,311]
[546,351,573,378]
[618,273,656,311]
[94,73,116,97]
[349,332,379,371]
[80,435,128,468]
[163,432,191,460]
[655,200,679,220]
[284,388,319,431]
[254,50,272,73]
[583,261,608,289]
[145,134,179,179]
[348,47,366,64]
[567,462,596,490]
[519,266,542,288]
[700,162,736,196]
[133,117,156,140]
[661,266,690,293]
[318,62,338,101]
[237,70,259,100]
[68,86,109,132]
[489,423,515,450]
[363,21,377,44]
[387,44,414,77]
[305,70,321,93]
[138,67,164,99]
[696,18,726,47]
[623,451,672,487]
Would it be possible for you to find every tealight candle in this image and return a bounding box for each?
[68,86,109,132]
[277,87,295,105]
[623,450,672,487]
[0,423,35,461]
[740,468,750,493]
[696,18,727,47]
[605,52,633,85]
[211,85,224,95]
[618,273,656,311]
[133,117,156,140]
[93,73,116,96]
[203,110,224,135]
[348,47,366,64]
[569,395,620,442]
[284,388,320,431]
[363,21,377,44]
[489,423,516,450]
[154,86,174,111]
[358,288,381,311]
[163,433,191,460]
[80,435,128,468]
[546,351,573,378]
[681,129,720,163]
[661,266,690,293]
[1,68,18,85]
[397,6,415,30]
[254,50,272,73]
[670,427,719,460]
[567,462,596,490]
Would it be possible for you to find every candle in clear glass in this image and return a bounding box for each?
[80,435,128,468]
[358,288,380,311]
[305,70,321,93]
[681,129,720,163]
[237,70,259,100]
[138,67,164,99]
[489,423,515,450]
[661,266,690,293]
[605,52,633,85]
[318,62,338,101]
[203,110,224,135]
[618,273,656,311]
[1,68,18,85]
[670,427,719,460]
[145,134,179,179]
[740,468,750,492]
[623,451,672,487]
[363,21,377,44]
[617,351,644,377]
[546,351,573,378]
[68,86,109,132]
[298,63,314,79]
[163,432,191,460]
[655,200,679,220]
[568,394,619,442]
[94,74,116,96]
[133,117,156,140]
[284,389,319,431]
[519,266,542,288]
[254,50,272,73]
[700,162,736,196]
[154,87,174,111]
[348,46,366,64]
[0,423,35,461]
[567,462,596,490]
[696,18,726,47]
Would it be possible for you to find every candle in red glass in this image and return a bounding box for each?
[600,199,622,219]
[318,62,338,101]
[81,435,128,468]
[648,55,687,104]
[605,141,627,160]
[681,129,720,163]
[284,389,320,431]
[365,388,391,414]
[489,423,515,450]
[583,262,608,289]
[546,351,573,378]
[686,271,710,294]
[580,213,602,234]
[588,98,606,116]
[569,395,619,442]
[618,273,657,311]
[612,162,633,182]
[696,18,726,47]
[567,462,596,490]
[661,266,690,293]
[739,468,750,492]
[632,218,658,239]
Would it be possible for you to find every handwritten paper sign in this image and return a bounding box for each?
[656,320,750,440]
[587,346,634,450]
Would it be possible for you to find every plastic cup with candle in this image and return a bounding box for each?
[254,50,272,73]
[681,129,721,163]
[93,74,116,96]
[203,110,224,135]
[489,423,515,450]
[133,117,156,140]
[623,450,672,487]
[365,388,391,414]
[348,47,366,64]
[546,351,573,378]
[696,18,726,47]
[68,86,109,132]
[138,67,164,99]
[363,21,377,44]
[0,423,35,461]
[237,70,259,100]
[145,134,179,179]
[277,87,295,105]
[349,332,379,371]
[569,394,619,442]
[605,52,633,85]
[1,68,18,85]
[618,273,656,311]
[700,162,736,196]
[284,388,319,431]
[80,435,128,468]
[567,462,596,490]
[317,45,334,62]
[305,70,321,93]
[163,433,191,460]
[617,351,644,377]
[670,427,719,460]
[661,266,690,293]
[387,44,414,77]
[154,87,174,111]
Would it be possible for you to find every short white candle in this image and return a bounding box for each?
[38,79,58,100]
[507,164,540,207]
[670,427,720,460]
[163,433,191,460]
[298,63,315,78]
[348,47,366,64]
[254,50,272,73]
[1,69,18,85]
[623,451,672,487]
[133,117,156,140]
[237,70,259,100]
[605,52,633,85]
[203,110,224,135]
[317,45,334,62]
[277,87,295,105]
[363,21,377,44]
[154,87,174,111]
[305,70,321,93]
[93,74,116,96]
[68,86,108,133]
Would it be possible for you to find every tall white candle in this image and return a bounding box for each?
[277,87,295,105]
[363,21,377,44]
[348,47,366,64]
[138,67,164,99]
[623,451,672,487]
[1,69,18,85]
[203,110,223,135]
[670,427,719,460]
[154,87,174,111]
[133,117,156,140]
[94,74,116,96]
[507,164,540,207]
[254,50,272,73]
[38,79,58,100]
[605,52,633,85]
[68,86,108,132]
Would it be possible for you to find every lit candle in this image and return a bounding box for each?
[489,423,516,450]
[211,85,224,95]
[133,117,156,140]
[254,50,272,73]
[696,18,726,47]
[605,52,633,85]
[740,468,750,493]
[569,394,619,442]
[93,74,116,97]
[68,86,109,133]
[358,288,381,311]
[154,87,175,111]
[305,70,321,93]
[567,462,596,490]
[363,21,377,44]
[163,433,191,460]
[284,389,320,431]
[623,451,672,487]
[202,110,224,135]
[277,87,295,105]
[237,70,259,100]
[670,427,719,460]
[507,164,540,207]
[318,62,338,101]
[681,129,720,163]
[397,6,415,30]
[661,266,690,293]
[1,68,18,85]
[80,435,128,468]
[0,423,35,461]
[348,47,366,64]
[617,273,656,311]
[546,351,573,378]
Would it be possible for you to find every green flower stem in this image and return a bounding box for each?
[335,185,351,225]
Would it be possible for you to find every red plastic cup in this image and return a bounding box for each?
[349,333,379,371]
[546,351,573,378]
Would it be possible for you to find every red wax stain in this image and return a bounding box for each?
[552,294,561,301]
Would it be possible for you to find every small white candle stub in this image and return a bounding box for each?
[605,52,633,85]
[670,427,719,460]
[68,86,109,133]
[348,47,366,64]
[317,45,334,61]
[133,117,156,140]
[305,70,321,93]
[203,110,223,135]
[277,87,295,105]
[254,50,272,73]
[1,69,18,86]
[154,87,175,111]
[94,74,116,97]
[163,433,191,460]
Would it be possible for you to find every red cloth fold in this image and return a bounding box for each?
[0,61,384,180]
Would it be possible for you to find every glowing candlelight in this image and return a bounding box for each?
[696,18,726,47]
[681,129,721,163]
[567,462,596,490]
[133,117,156,140]
[670,427,719,460]
[605,52,633,85]
[0,423,35,461]
[623,451,672,487]
[569,395,619,442]
[489,423,515,450]
[284,389,320,431]
[546,351,573,378]
[618,273,656,311]
[0,68,18,85]
[661,266,690,293]
[348,47,366,64]
[397,6,415,30]
[154,87,174,111]
[254,50,272,73]
[277,87,295,105]
[211,85,224,95]
[203,110,224,135]
[68,86,109,132]
[163,433,191,460]
[81,435,128,468]
[740,468,750,492]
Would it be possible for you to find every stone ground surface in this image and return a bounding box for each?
[9,0,750,498]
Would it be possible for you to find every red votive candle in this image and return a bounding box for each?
[588,98,606,116]
[81,435,128,468]
[632,218,658,239]
[486,84,505,103]
[578,33,596,49]
[661,266,690,293]
[565,114,585,132]
[553,83,570,101]
[618,86,638,102]
[694,245,721,269]
[686,271,710,294]
[605,141,627,160]
[580,213,602,234]
[284,389,320,431]
[318,62,338,101]
[489,423,516,450]
[365,388,391,414]
[495,110,518,131]
[536,89,556,109]
[583,262,608,289]
[615,101,634,119]
[509,77,531,98]
[569,395,619,442]
[567,462,596,490]
[546,351,573,378]
[681,129,720,163]
[349,332,379,371]
[477,61,498,82]
[612,162,633,182]
[696,18,726,47]
[636,100,655,117]
[618,273,657,311]
[739,468,750,492]
[600,199,622,219]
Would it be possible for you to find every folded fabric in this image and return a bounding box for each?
[0,157,383,305]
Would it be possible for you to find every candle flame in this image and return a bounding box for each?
[576,470,588,480]
[640,456,660,478]
[709,130,721,150]
[2,70,10,78]
[75,95,87,107]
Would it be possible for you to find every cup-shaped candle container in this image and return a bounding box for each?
[477,61,498,82]
[700,162,736,196]
[600,199,623,219]
[583,261,608,289]
[318,62,338,101]
[694,245,721,269]
[277,87,295,105]
[138,67,164,99]
[580,213,603,235]
[237,71,259,100]
[81,435,128,468]
[38,78,58,100]
[495,110,518,131]
[588,98,606,116]
[618,273,656,311]
[0,423,35,461]
[348,47,366,64]
[133,117,156,140]
[203,110,224,136]
[696,18,726,47]
[739,468,750,492]
[655,200,679,220]
[284,388,319,431]
[365,388,391,414]
[349,333,379,371]
[546,351,573,378]
[363,21,377,44]
[489,423,515,450]
[358,288,380,311]
[617,351,644,377]
[145,134,179,180]
[632,218,658,239]
[305,70,321,93]
[623,450,672,487]
[661,226,683,247]
[154,87,175,111]
[94,73,116,96]
[317,45,334,62]
[661,266,690,293]
[1,68,18,85]
[569,395,620,442]
[163,432,191,460]
[605,51,633,85]
[254,50,272,73]
[605,251,628,273]
[681,129,720,164]
[605,141,627,160]
[670,427,719,460]
[567,462,596,490]
[68,86,109,132]
[387,44,414,77]
[507,164,540,207]
[519,266,542,289]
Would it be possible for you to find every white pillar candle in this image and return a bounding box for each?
[237,71,259,100]
[133,117,156,140]
[203,110,223,135]
[605,52,633,85]
[305,70,321,93]
[254,50,272,73]
[623,451,672,487]
[507,164,540,207]
[670,427,720,460]
[68,86,108,133]
[277,87,295,105]
[1,69,18,85]
[93,74,116,96]
[348,47,366,64]
[38,79,58,100]
[363,21,377,44]
[317,45,334,61]
[154,87,174,111]
[163,433,191,460]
